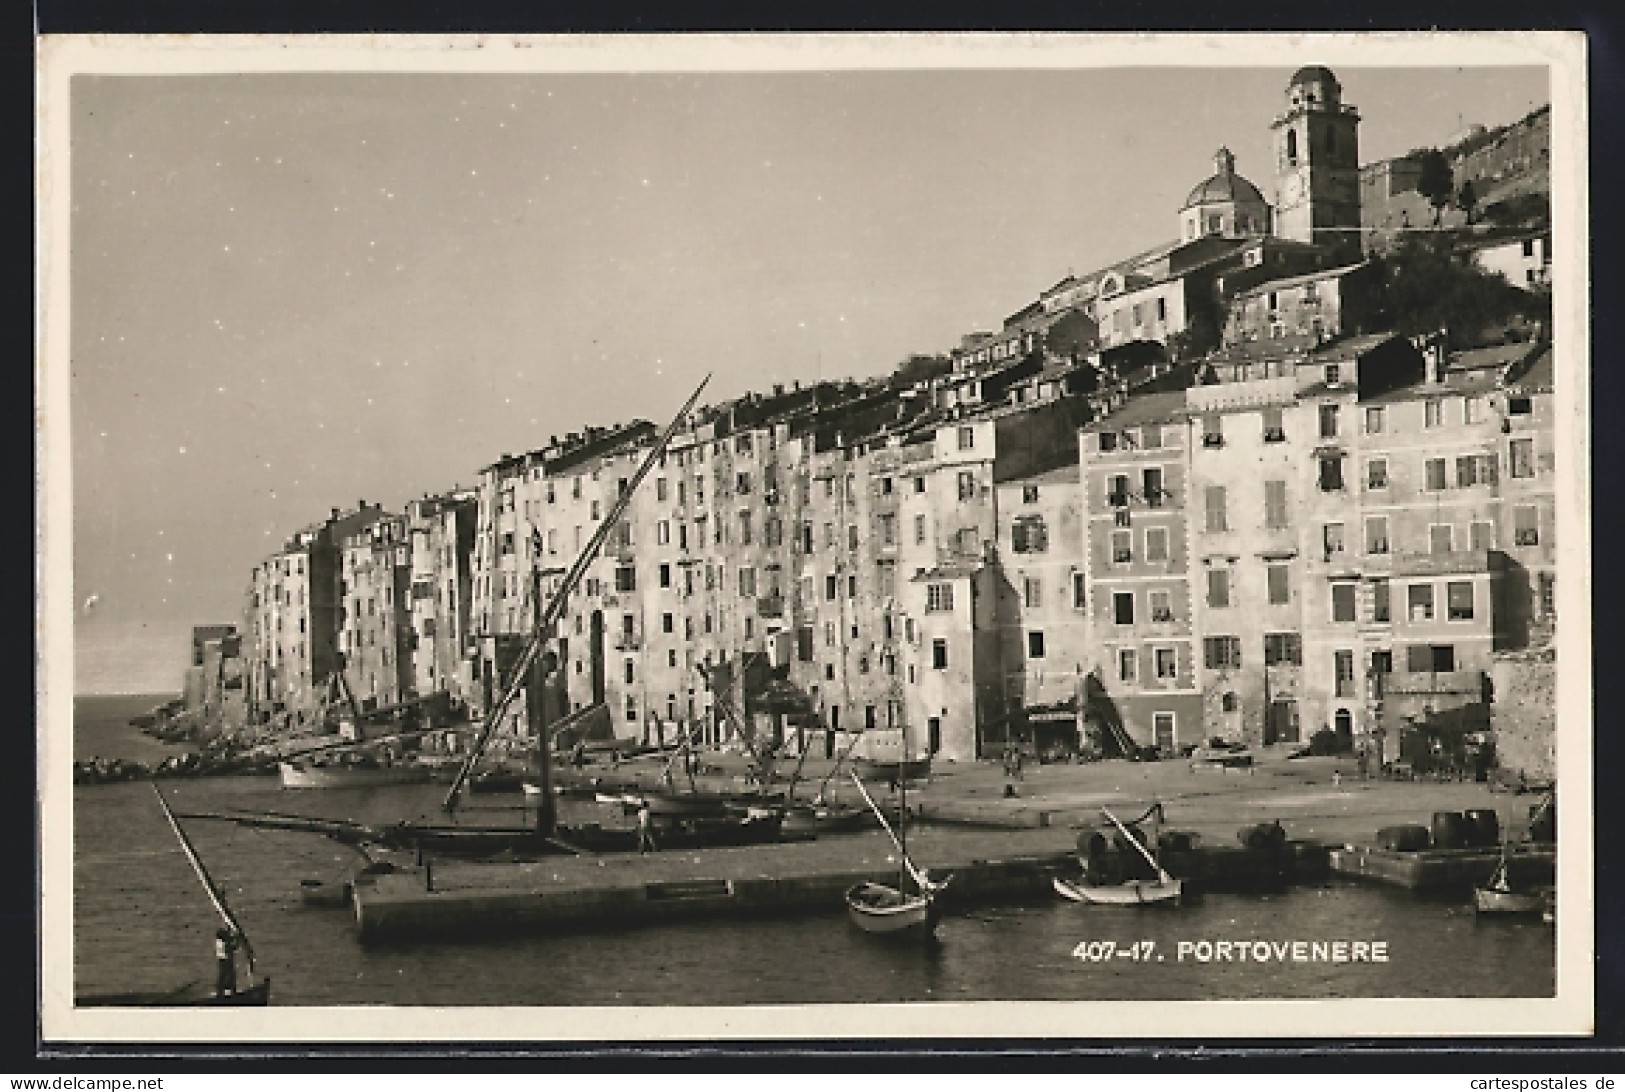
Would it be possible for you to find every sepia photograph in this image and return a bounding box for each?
[38,32,1591,1043]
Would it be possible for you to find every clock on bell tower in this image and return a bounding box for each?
[1270,65,1361,252]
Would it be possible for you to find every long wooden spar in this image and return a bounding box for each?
[152,785,258,979]
[443,374,711,812]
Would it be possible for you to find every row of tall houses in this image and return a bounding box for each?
[234,66,1558,765]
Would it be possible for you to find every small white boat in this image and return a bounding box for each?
[278,760,432,790]
[845,881,941,939]
[1053,873,1183,907]
[1473,851,1546,916]
[1056,805,1184,908]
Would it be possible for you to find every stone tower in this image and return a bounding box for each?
[1270,65,1362,251]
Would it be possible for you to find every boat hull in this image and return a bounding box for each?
[77,979,271,1008]
[844,882,940,939]
[1054,874,1183,907]
[1474,885,1546,915]
[279,762,432,790]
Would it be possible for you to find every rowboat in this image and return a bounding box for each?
[1055,805,1183,908]
[278,760,432,790]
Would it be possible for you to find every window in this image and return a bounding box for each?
[615,566,636,592]
[624,659,636,685]
[1145,527,1169,562]
[848,574,857,599]
[848,524,859,551]
[1372,578,1391,623]
[958,426,975,450]
[656,520,671,546]
[1323,523,1346,556]
[1022,485,1039,504]
[1319,404,1340,439]
[1365,516,1389,555]
[1456,454,1494,488]
[825,575,838,601]
[1143,422,1162,449]
[1334,649,1357,698]
[1203,636,1242,670]
[738,567,756,597]
[1510,439,1535,479]
[1465,396,1483,425]
[1027,631,1046,659]
[1111,530,1133,564]
[1205,486,1228,532]
[1155,647,1177,679]
[1072,573,1088,610]
[661,612,674,634]
[739,512,753,546]
[1267,564,1290,605]
[1264,632,1302,666]
[1012,516,1048,553]
[1132,303,1144,327]
[1424,458,1448,491]
[1264,480,1288,529]
[1113,592,1135,625]
[913,476,927,494]
[1149,589,1174,622]
[1202,415,1224,448]
[1365,406,1385,434]
[1409,644,1456,673]
[659,562,672,588]
[1470,521,1495,551]
[1108,474,1130,508]
[1263,407,1286,442]
[1408,584,1435,622]
[1023,577,1042,609]
[1098,431,1117,453]
[1429,524,1454,554]
[1367,458,1388,490]
[1331,582,1358,622]
[1324,363,1341,386]
[1447,581,1475,621]
[879,513,896,546]
[1318,454,1345,492]
[957,471,976,502]
[926,583,955,613]
[1514,505,1540,546]
[1142,468,1165,508]
[914,514,927,545]
[1508,396,1532,416]
[1424,398,1442,428]
[766,517,783,547]
[1207,569,1231,609]
[1118,648,1137,683]
[931,639,948,670]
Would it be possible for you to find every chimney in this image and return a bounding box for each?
[773,383,785,397]
[331,507,340,521]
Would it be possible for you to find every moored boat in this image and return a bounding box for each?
[1056,805,1184,908]
[1474,849,1546,916]
[844,880,941,939]
[279,760,432,790]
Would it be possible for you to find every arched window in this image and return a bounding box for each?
[1286,129,1298,164]
[1221,692,1239,713]
[1334,708,1353,736]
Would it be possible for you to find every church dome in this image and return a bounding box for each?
[1181,147,1265,211]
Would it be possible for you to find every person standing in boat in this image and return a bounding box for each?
[214,927,240,996]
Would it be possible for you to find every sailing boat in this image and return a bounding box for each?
[78,786,270,1007]
[1053,805,1183,907]
[1473,842,1546,915]
[844,726,950,940]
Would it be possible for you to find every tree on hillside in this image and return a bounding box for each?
[1412,148,1456,227]
[1372,235,1547,348]
[890,353,952,389]
[1456,179,1479,226]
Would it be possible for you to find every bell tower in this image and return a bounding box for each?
[1270,65,1361,252]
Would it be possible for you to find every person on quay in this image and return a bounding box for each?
[637,801,658,854]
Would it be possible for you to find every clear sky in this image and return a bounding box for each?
[67,60,1549,694]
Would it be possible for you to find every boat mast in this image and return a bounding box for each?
[152,785,257,979]
[443,375,710,812]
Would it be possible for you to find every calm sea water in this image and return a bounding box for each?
[72,695,1554,1005]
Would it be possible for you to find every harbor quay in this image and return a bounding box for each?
[351,749,1554,943]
